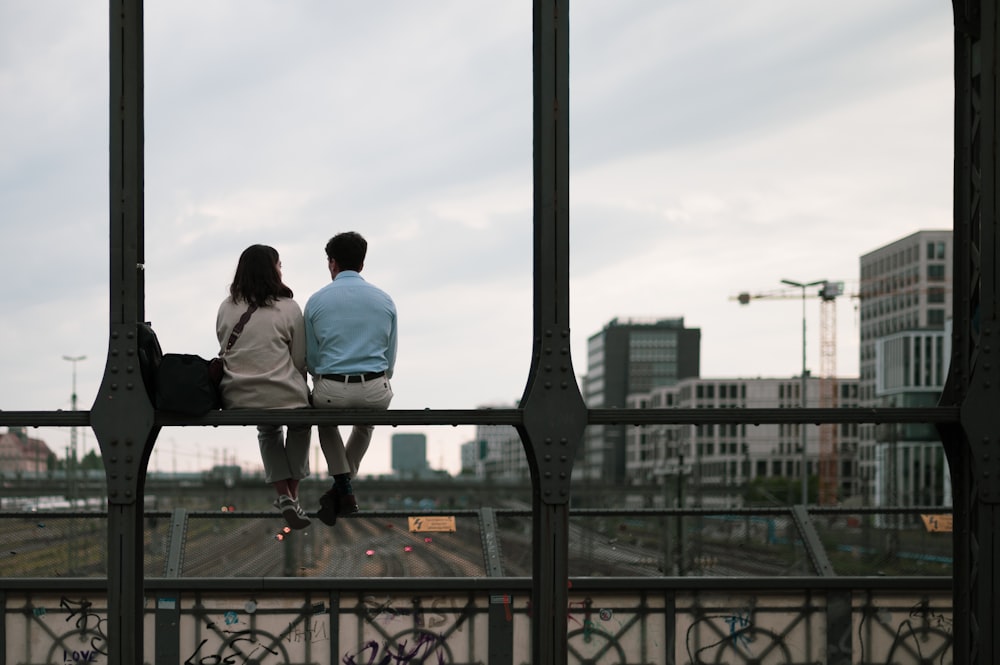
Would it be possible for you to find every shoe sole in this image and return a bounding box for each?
[281,507,311,530]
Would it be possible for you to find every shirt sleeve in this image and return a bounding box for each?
[303,296,319,376]
[287,300,307,376]
[385,303,398,379]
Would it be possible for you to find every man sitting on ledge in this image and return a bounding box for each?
[304,231,397,526]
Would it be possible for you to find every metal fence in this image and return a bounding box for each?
[1,507,953,664]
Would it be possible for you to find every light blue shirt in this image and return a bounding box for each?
[304,271,397,378]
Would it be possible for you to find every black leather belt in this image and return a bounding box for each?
[321,371,385,383]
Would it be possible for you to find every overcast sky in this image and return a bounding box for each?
[0,2,954,478]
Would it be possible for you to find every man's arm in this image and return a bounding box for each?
[385,307,398,379]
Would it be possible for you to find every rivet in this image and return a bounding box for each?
[125,456,133,463]
[545,454,552,462]
[125,490,132,497]
[545,382,552,389]
[111,457,118,463]
[111,330,120,339]
[545,438,553,445]
[545,365,552,372]
[544,472,552,478]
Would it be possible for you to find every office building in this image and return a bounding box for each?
[460,404,527,481]
[626,376,861,507]
[391,433,429,478]
[858,230,952,509]
[580,317,701,484]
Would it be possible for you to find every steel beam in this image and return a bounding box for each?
[941,2,1000,664]
[89,2,159,664]
[519,2,588,665]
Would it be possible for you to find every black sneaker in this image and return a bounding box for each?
[338,492,360,515]
[317,489,338,526]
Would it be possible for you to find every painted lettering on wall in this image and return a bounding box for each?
[60,596,108,657]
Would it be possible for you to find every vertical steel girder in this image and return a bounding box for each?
[942,2,1000,664]
[518,2,588,664]
[90,2,159,664]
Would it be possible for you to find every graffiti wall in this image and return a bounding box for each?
[2,588,950,664]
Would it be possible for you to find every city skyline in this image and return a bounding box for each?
[1,2,953,476]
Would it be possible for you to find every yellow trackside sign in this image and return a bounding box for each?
[920,514,953,533]
[408,516,457,533]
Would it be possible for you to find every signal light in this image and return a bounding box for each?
[365,549,375,557]
[404,545,413,553]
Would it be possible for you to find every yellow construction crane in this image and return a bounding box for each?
[733,281,846,505]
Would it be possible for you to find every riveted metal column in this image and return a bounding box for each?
[519,2,587,664]
[941,2,1000,664]
[90,1,159,663]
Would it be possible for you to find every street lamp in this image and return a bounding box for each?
[63,355,86,502]
[780,279,823,506]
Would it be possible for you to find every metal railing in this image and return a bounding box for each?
[1,506,953,664]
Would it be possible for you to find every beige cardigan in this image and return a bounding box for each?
[216,297,310,409]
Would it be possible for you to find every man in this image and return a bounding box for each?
[304,231,397,525]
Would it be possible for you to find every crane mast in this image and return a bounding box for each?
[818,282,842,505]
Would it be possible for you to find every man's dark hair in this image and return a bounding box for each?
[326,232,367,272]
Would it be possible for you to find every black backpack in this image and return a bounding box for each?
[137,322,163,405]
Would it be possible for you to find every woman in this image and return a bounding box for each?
[217,244,312,529]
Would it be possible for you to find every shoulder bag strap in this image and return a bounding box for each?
[220,304,258,356]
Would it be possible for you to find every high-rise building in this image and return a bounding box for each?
[391,433,429,478]
[580,317,701,483]
[858,230,952,509]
